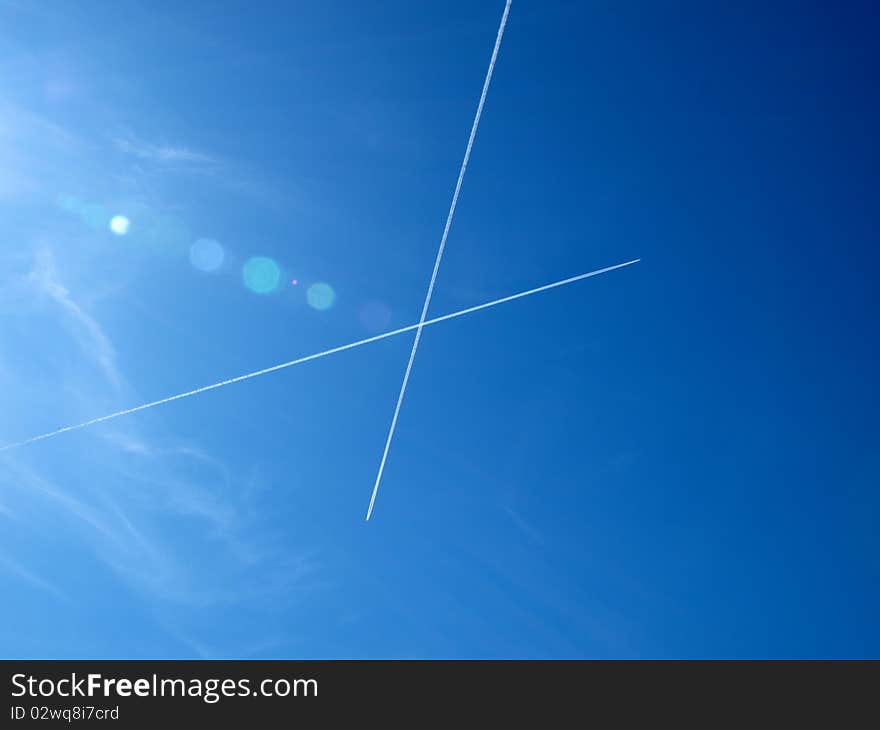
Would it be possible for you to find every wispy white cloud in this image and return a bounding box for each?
[503,506,544,545]
[0,100,82,150]
[113,132,219,168]
[109,129,288,211]
[1,426,320,611]
[0,551,68,602]
[0,247,321,659]
[0,100,87,201]
[25,248,123,391]
[0,71,321,655]
[0,456,117,541]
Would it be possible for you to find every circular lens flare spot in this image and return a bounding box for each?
[243,256,281,294]
[307,282,336,311]
[190,238,225,272]
[109,215,130,235]
[359,300,392,332]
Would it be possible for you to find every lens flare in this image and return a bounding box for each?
[359,300,392,332]
[243,257,281,294]
[109,215,130,235]
[190,238,225,272]
[307,282,336,311]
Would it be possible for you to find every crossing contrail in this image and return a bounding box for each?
[366,0,513,521]
[0,259,639,454]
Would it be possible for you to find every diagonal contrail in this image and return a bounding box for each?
[0,259,639,454]
[366,0,513,522]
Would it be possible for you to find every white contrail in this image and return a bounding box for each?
[366,0,513,522]
[0,259,639,453]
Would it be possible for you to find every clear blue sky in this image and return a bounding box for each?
[0,0,877,658]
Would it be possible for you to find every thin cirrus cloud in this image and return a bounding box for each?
[0,49,318,654]
[112,132,219,168]
[0,100,88,201]
[0,251,319,654]
[0,551,68,603]
[0,398,320,613]
[111,129,285,212]
[25,248,124,391]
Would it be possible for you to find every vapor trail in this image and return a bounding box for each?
[366,0,513,521]
[0,259,638,453]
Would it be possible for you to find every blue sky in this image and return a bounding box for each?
[0,0,877,658]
